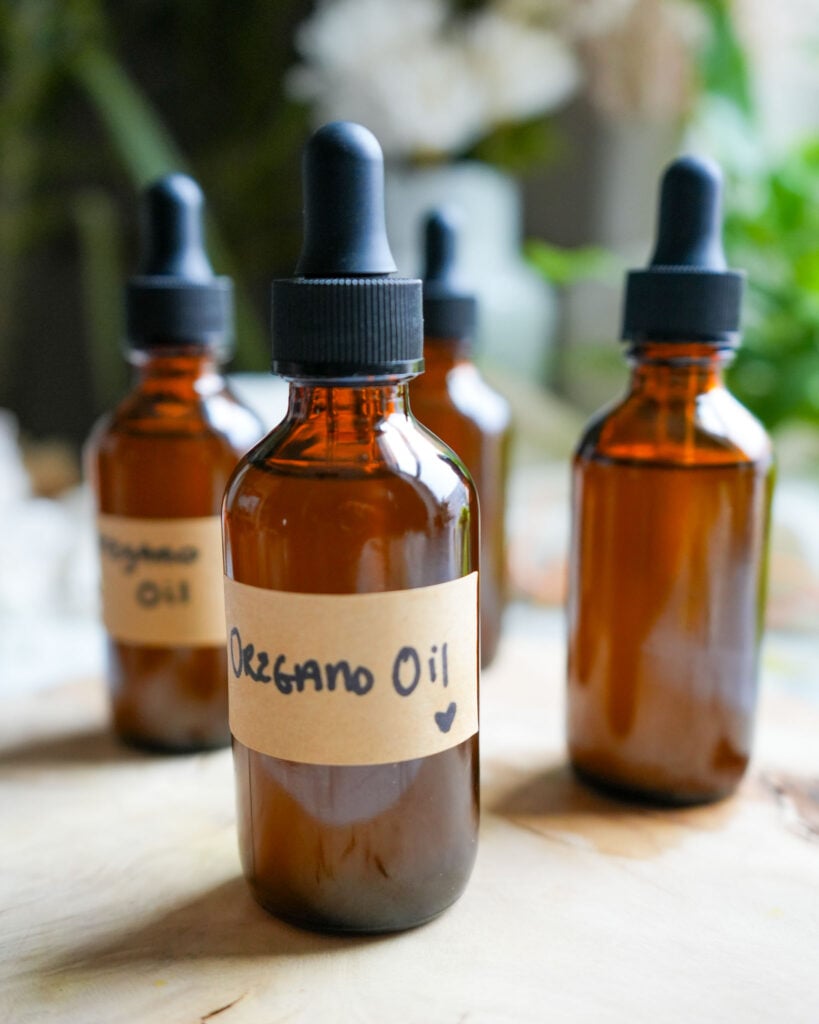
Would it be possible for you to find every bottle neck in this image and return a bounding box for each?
[422,337,472,382]
[129,346,222,392]
[626,340,734,398]
[286,379,413,424]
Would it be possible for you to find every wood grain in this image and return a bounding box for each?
[2,609,817,1024]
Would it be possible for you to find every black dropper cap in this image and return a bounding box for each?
[271,122,422,378]
[125,173,233,351]
[422,208,477,342]
[621,155,744,343]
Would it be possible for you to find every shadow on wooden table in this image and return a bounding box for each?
[0,725,156,767]
[50,876,379,975]
[0,720,211,767]
[488,762,740,858]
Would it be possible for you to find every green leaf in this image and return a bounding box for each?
[467,117,561,175]
[525,240,621,287]
[70,46,185,186]
[691,0,755,119]
[72,188,126,412]
[793,250,819,293]
[70,45,267,368]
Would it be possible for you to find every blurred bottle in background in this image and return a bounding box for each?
[412,208,513,668]
[567,156,774,804]
[85,174,263,752]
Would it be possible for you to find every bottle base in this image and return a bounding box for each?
[247,879,464,936]
[115,728,231,756]
[571,759,740,808]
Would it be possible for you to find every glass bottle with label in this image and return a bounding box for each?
[567,156,774,804]
[86,174,263,752]
[222,122,480,933]
[411,208,512,667]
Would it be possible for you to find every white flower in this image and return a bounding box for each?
[293,0,446,72]
[286,0,585,160]
[464,10,581,123]
[289,39,487,159]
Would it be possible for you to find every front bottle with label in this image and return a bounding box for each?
[222,123,480,932]
[86,175,262,752]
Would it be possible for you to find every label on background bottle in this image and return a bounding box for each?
[98,515,226,647]
[225,572,479,766]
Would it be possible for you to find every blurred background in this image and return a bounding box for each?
[2,0,819,686]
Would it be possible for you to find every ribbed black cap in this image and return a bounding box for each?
[271,122,422,378]
[126,174,233,350]
[622,155,744,343]
[422,208,477,342]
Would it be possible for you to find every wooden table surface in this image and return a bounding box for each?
[2,607,818,1024]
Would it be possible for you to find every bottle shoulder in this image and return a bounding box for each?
[224,412,476,513]
[89,380,263,455]
[576,386,773,467]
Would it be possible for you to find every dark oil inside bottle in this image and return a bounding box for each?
[568,455,772,804]
[223,384,480,932]
[88,351,262,752]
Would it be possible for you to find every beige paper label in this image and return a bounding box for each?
[225,573,479,766]
[98,515,226,647]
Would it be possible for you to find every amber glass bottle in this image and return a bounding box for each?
[567,157,773,804]
[411,210,511,668]
[222,123,480,933]
[86,175,262,752]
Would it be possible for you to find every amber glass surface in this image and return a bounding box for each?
[567,342,774,804]
[86,348,263,752]
[222,380,480,933]
[411,338,511,667]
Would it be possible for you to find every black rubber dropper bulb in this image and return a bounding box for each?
[138,174,215,281]
[422,208,477,342]
[622,155,744,343]
[126,172,233,351]
[272,122,422,377]
[650,156,727,269]
[296,122,396,277]
[425,209,457,284]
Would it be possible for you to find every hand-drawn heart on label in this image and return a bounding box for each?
[435,702,457,734]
